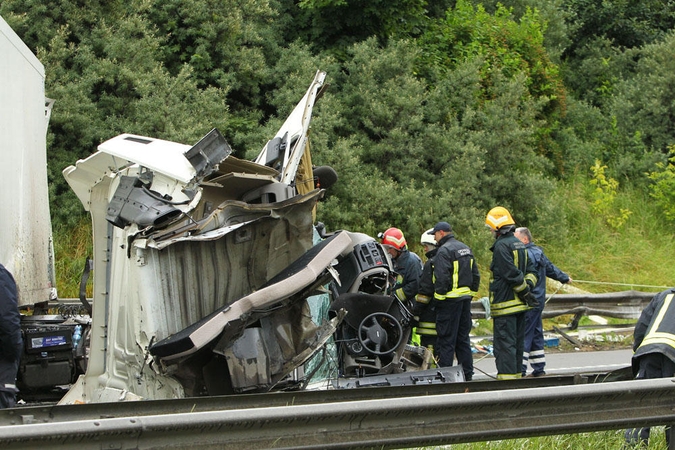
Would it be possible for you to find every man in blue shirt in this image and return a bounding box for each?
[514,227,571,377]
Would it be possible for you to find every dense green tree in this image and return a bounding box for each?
[274,0,429,53]
[463,0,572,61]
[561,0,675,58]
[146,0,277,109]
[610,32,675,155]
[4,0,670,244]
[308,37,558,250]
[560,0,675,107]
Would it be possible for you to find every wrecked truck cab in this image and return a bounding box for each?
[60,71,333,403]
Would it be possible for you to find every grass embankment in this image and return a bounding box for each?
[449,430,667,449]
[53,216,93,298]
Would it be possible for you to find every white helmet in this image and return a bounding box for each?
[420,229,437,247]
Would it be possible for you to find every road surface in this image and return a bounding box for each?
[472,348,633,380]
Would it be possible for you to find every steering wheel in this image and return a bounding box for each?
[358,312,403,356]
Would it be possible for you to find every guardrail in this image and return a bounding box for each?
[61,290,654,322]
[0,378,673,449]
[472,289,655,321]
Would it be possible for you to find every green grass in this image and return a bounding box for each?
[445,428,667,449]
[544,178,675,295]
[53,217,92,299]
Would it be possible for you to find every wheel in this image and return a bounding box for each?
[357,312,403,356]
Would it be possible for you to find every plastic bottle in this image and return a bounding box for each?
[73,324,82,348]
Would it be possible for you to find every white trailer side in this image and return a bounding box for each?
[0,16,56,305]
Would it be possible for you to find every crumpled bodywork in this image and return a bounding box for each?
[60,71,335,403]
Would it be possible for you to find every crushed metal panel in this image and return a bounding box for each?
[255,70,326,185]
[63,151,134,210]
[184,128,232,179]
[149,231,352,362]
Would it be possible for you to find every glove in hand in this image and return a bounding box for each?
[517,287,539,308]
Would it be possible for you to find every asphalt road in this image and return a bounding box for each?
[472,348,634,380]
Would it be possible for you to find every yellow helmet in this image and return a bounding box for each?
[485,206,515,231]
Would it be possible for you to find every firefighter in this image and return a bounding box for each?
[485,207,538,380]
[379,227,423,306]
[0,264,22,409]
[514,227,572,377]
[412,229,439,361]
[624,287,675,447]
[428,221,480,380]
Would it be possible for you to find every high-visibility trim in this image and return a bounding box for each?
[452,260,460,291]
[513,281,528,293]
[639,294,675,351]
[491,298,528,316]
[434,287,476,301]
[417,321,436,329]
[512,249,519,268]
[395,287,406,300]
[641,336,675,347]
[529,350,546,365]
[497,373,522,380]
[416,326,437,336]
[415,294,431,304]
[525,273,537,286]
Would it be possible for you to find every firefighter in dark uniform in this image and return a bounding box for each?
[624,287,675,447]
[429,221,480,381]
[379,227,423,305]
[412,229,439,363]
[0,264,22,409]
[485,207,537,380]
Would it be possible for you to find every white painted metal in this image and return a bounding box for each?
[97,134,195,183]
[0,16,56,305]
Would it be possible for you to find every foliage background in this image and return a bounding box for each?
[2,0,675,296]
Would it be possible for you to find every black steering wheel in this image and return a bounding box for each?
[358,312,403,356]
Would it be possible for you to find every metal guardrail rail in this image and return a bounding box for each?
[0,374,612,426]
[472,289,654,320]
[0,377,673,449]
[61,290,654,321]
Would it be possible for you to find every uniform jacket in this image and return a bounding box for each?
[632,288,675,372]
[489,231,538,317]
[525,242,570,305]
[432,233,480,301]
[0,264,22,362]
[392,249,423,302]
[414,248,437,335]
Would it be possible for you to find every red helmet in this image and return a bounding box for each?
[380,227,407,251]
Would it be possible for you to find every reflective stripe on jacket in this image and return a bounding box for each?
[432,233,480,301]
[415,250,438,337]
[633,289,675,366]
